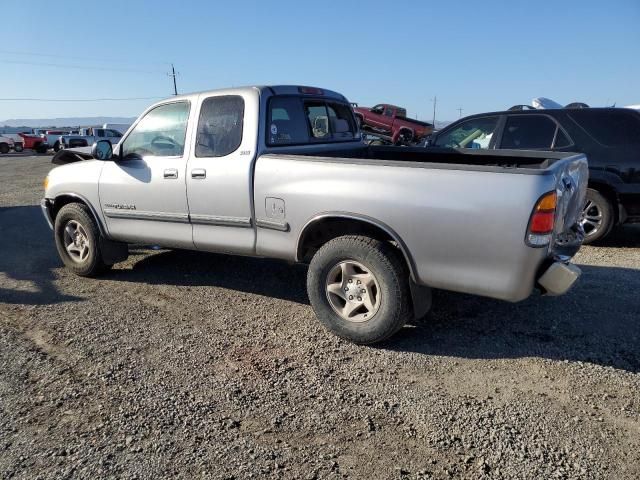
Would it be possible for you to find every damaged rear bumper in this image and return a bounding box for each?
[537,257,581,296]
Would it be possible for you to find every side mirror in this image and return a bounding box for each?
[92,140,113,160]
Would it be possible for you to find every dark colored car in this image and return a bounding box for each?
[427,108,640,243]
[354,104,433,145]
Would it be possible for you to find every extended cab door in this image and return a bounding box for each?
[98,100,194,248]
[185,90,259,254]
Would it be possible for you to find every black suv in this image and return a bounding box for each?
[428,108,640,243]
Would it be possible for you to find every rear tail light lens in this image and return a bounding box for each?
[526,191,557,247]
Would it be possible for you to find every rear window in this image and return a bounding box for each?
[568,110,640,147]
[267,96,356,146]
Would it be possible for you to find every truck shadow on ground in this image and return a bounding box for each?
[114,248,640,373]
[2,205,638,373]
[385,263,640,373]
[108,248,311,305]
[0,205,80,305]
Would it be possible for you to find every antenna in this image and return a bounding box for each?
[168,63,178,95]
[457,107,463,118]
[431,96,437,127]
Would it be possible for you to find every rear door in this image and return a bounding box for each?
[185,89,259,254]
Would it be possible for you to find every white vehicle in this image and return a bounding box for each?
[102,123,131,135]
[0,135,15,154]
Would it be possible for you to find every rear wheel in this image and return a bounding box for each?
[307,235,412,344]
[0,143,9,154]
[54,203,111,277]
[581,188,614,244]
[53,141,61,152]
[35,144,48,154]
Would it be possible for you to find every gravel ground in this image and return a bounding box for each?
[1,155,639,480]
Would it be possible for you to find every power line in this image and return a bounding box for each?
[0,96,166,102]
[0,59,165,74]
[0,49,169,67]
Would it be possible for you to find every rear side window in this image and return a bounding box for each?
[267,96,356,146]
[196,95,244,157]
[501,115,557,149]
[568,110,640,146]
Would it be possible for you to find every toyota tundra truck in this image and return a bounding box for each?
[42,85,587,344]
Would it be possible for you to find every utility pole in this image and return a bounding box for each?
[457,107,463,118]
[431,96,437,127]
[169,63,178,95]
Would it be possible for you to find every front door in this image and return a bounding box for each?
[185,91,258,254]
[99,100,195,248]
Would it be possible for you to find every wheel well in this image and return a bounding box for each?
[588,182,620,224]
[51,195,106,235]
[297,216,416,279]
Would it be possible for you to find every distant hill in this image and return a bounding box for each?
[0,116,137,128]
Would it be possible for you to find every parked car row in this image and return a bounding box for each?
[0,125,126,154]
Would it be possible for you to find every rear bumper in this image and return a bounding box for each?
[41,198,54,230]
[537,258,581,296]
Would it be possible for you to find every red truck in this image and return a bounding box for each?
[353,104,433,145]
[18,133,49,153]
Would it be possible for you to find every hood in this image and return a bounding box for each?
[51,146,94,165]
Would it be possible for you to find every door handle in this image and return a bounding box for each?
[164,168,178,179]
[191,168,206,179]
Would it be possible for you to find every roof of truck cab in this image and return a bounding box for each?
[162,85,348,103]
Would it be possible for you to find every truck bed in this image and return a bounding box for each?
[277,145,571,171]
[255,147,588,302]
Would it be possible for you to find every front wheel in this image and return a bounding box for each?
[580,188,614,244]
[54,203,111,276]
[14,144,24,152]
[307,235,412,344]
[53,141,61,152]
[0,143,9,154]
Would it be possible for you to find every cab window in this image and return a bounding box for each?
[267,96,356,146]
[195,95,244,157]
[434,116,500,148]
[121,102,190,158]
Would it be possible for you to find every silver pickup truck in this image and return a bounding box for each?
[43,85,587,344]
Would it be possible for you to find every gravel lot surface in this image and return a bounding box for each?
[1,155,639,479]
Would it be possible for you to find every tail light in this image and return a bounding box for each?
[298,87,324,95]
[526,191,557,247]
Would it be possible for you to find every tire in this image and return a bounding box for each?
[14,144,23,152]
[307,235,411,344]
[396,130,413,146]
[0,143,9,154]
[54,203,111,277]
[36,144,48,154]
[53,141,61,152]
[581,188,614,244]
